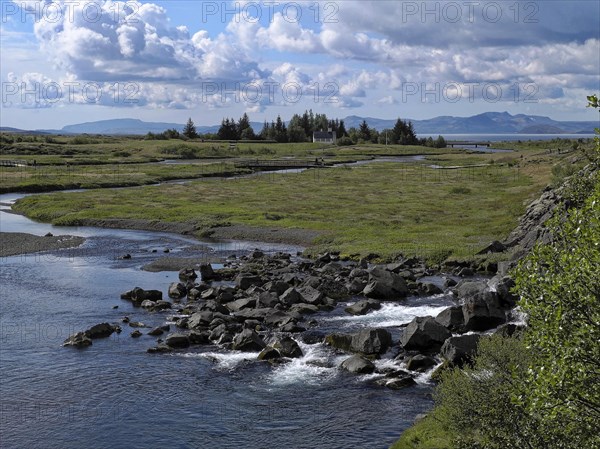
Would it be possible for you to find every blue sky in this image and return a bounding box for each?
[1,0,599,129]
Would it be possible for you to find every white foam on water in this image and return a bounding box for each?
[414,361,445,385]
[180,350,261,370]
[322,302,452,328]
[268,341,340,386]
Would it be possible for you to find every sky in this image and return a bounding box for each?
[0,0,599,129]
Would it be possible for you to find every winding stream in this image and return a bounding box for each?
[0,161,454,449]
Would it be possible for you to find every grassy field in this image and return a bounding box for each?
[0,161,243,193]
[11,141,579,261]
[0,133,468,193]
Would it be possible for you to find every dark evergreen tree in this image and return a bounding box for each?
[183,117,198,139]
[338,119,347,137]
[358,120,371,141]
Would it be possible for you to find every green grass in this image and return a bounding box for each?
[12,148,562,261]
[0,161,242,193]
[5,135,581,260]
[389,413,455,449]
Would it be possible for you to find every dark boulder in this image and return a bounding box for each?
[279,322,306,333]
[326,328,392,356]
[363,267,408,299]
[258,347,281,361]
[188,311,214,329]
[441,334,481,366]
[298,286,325,305]
[279,287,303,307]
[349,268,369,279]
[178,268,197,282]
[351,328,392,355]
[226,296,257,313]
[315,278,349,300]
[457,267,474,277]
[84,323,117,339]
[121,287,163,305]
[168,282,187,299]
[435,306,465,332]
[300,330,326,345]
[345,299,381,316]
[215,287,236,304]
[152,301,172,311]
[187,284,210,301]
[417,282,443,296]
[165,333,191,349]
[324,333,353,352]
[256,291,280,308]
[189,330,211,345]
[477,240,506,255]
[148,327,165,336]
[462,297,506,331]
[232,329,266,352]
[406,354,437,372]
[199,263,218,281]
[290,303,319,315]
[263,280,291,296]
[209,324,229,342]
[489,275,518,308]
[63,332,92,348]
[400,316,451,351]
[340,355,375,374]
[271,336,303,358]
[147,344,172,353]
[235,274,263,291]
[235,308,275,323]
[454,280,490,301]
[346,278,367,295]
[380,374,417,390]
[443,277,458,289]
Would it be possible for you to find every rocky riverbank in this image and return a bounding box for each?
[0,232,85,257]
[64,248,521,390]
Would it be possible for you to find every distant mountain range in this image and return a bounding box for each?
[1,112,597,136]
[342,112,597,134]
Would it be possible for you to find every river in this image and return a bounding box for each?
[0,179,455,448]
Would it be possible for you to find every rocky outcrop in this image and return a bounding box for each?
[400,316,451,351]
[441,334,481,366]
[63,332,92,348]
[232,329,266,352]
[454,281,507,331]
[326,328,392,356]
[363,267,408,299]
[168,282,187,299]
[503,187,561,255]
[345,299,381,316]
[120,287,163,306]
[84,323,119,339]
[165,333,190,349]
[63,323,120,347]
[406,354,437,372]
[435,306,465,332]
[341,355,375,374]
[268,336,303,358]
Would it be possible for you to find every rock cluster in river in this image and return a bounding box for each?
[64,249,522,390]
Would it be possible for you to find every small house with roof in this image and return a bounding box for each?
[312,129,336,144]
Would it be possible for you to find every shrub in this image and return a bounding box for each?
[336,136,354,146]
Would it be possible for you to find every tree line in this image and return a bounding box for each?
[146,111,446,148]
